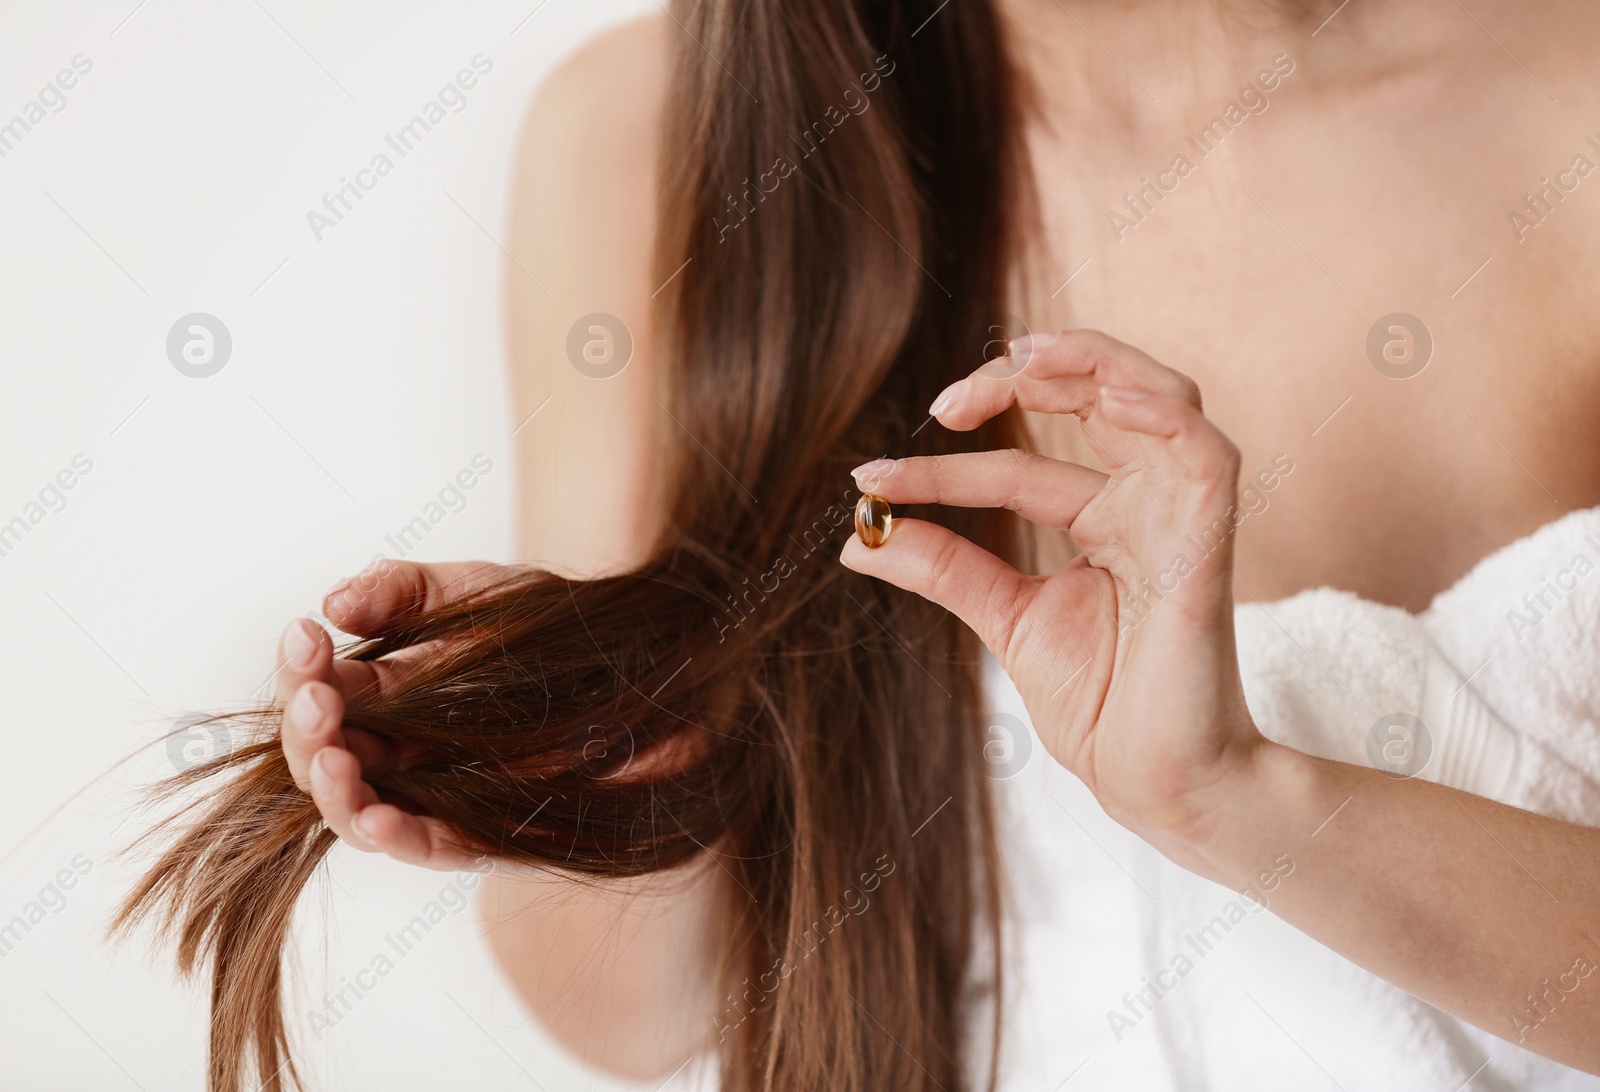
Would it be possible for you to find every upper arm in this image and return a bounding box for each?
[503,16,671,578]
[488,21,729,1080]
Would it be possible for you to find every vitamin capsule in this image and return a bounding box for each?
[854,493,893,548]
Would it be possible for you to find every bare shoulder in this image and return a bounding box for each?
[503,15,672,577]
[515,14,670,160]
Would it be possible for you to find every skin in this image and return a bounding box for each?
[273,0,1600,1080]
[1007,0,1600,607]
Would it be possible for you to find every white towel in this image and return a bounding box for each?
[982,505,1600,1092]
[1143,505,1600,1092]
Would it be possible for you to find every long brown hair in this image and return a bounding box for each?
[115,2,1033,1088]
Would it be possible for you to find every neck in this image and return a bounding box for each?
[1000,0,1469,134]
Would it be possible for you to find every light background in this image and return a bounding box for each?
[0,1,653,1087]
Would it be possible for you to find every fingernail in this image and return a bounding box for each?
[1010,331,1058,353]
[851,458,895,487]
[283,619,318,668]
[930,381,965,416]
[289,685,327,735]
[309,749,332,793]
[1100,386,1148,402]
[323,577,357,617]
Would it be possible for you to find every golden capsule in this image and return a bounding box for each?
[854,493,893,549]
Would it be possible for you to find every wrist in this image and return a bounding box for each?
[1137,735,1316,884]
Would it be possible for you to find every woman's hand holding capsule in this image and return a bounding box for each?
[841,329,1263,857]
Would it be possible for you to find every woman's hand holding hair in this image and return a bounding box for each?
[841,329,1263,858]
[275,559,511,872]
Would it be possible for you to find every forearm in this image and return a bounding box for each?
[1175,738,1600,1072]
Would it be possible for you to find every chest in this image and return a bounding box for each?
[1014,68,1600,607]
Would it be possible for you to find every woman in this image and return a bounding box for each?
[119,1,1600,1089]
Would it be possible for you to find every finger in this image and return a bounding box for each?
[851,451,1109,529]
[308,746,382,852]
[329,656,406,707]
[283,675,393,781]
[1070,389,1243,596]
[1097,387,1241,491]
[349,803,482,872]
[323,560,508,636]
[931,329,1200,432]
[273,616,397,721]
[1016,329,1201,402]
[839,518,1036,660]
[274,616,334,708]
[281,681,342,793]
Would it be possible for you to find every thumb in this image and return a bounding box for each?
[322,559,508,635]
[839,518,1033,660]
